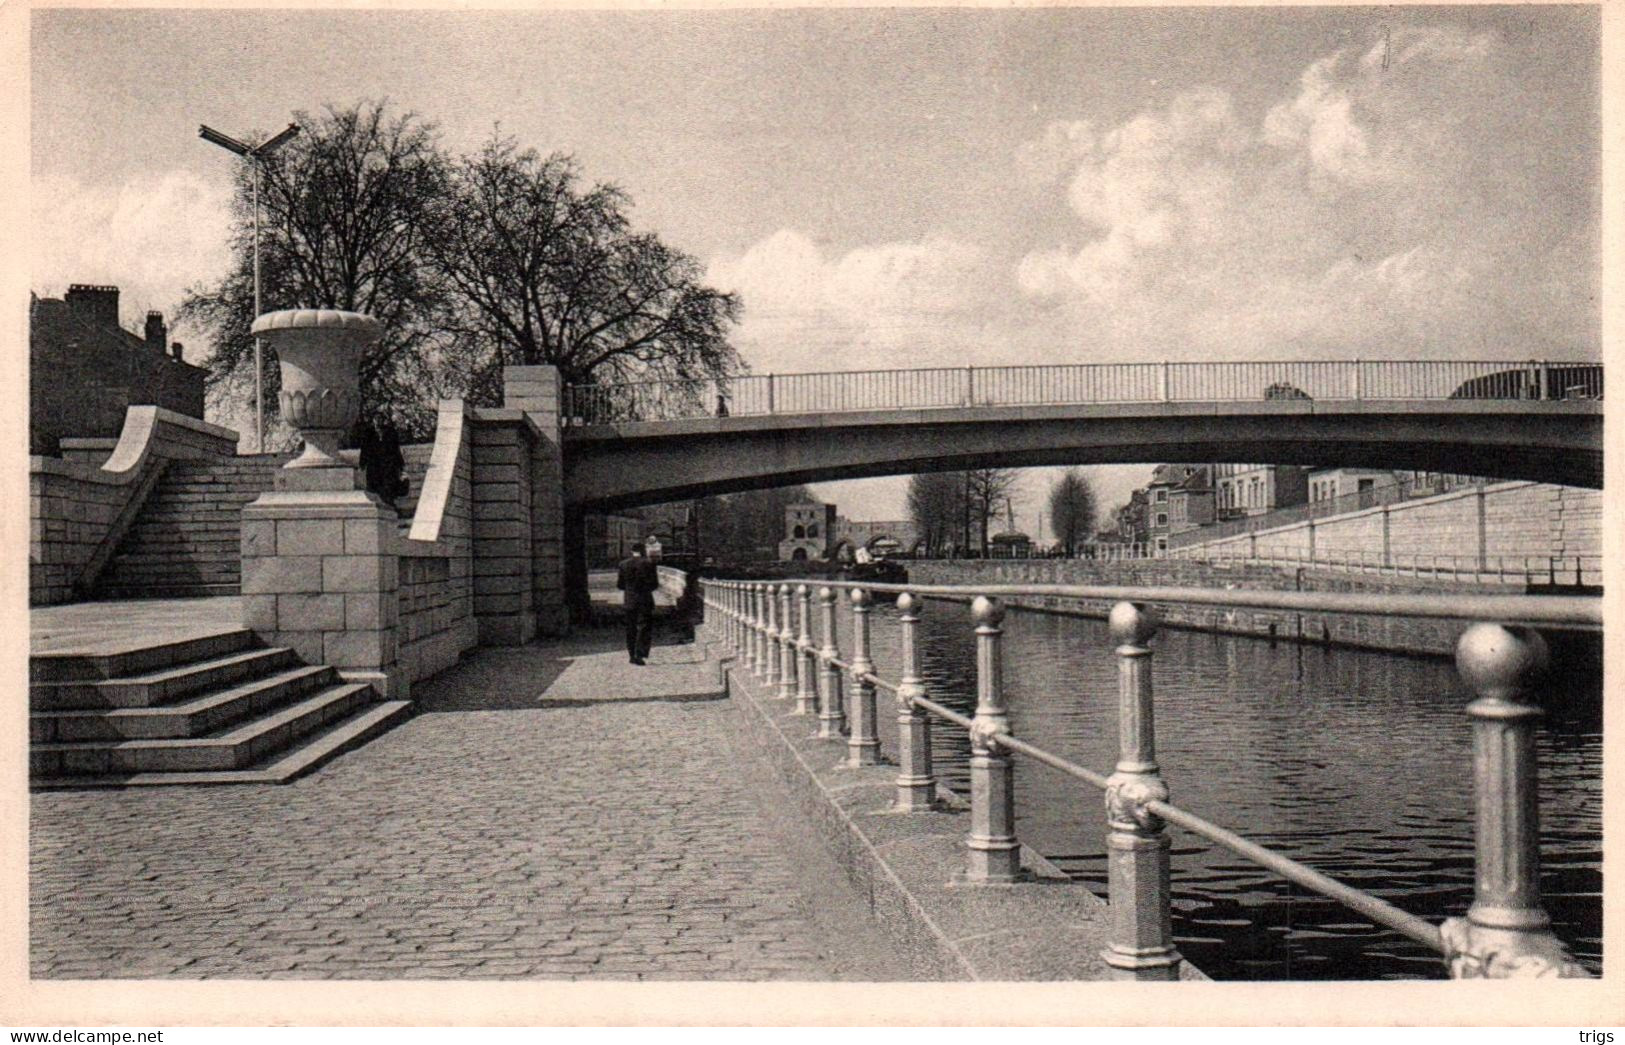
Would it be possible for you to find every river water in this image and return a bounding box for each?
[825,598,1602,981]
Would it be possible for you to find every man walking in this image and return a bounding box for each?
[616,544,659,664]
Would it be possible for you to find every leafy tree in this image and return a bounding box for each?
[1047,468,1098,556]
[694,485,816,562]
[184,105,745,438]
[429,134,744,399]
[181,101,453,439]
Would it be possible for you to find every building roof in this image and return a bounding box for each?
[29,293,206,377]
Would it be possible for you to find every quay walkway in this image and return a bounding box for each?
[28,599,912,980]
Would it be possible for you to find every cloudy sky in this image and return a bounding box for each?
[30,6,1601,527]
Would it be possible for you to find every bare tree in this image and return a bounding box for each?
[907,472,967,557]
[1048,468,1098,556]
[965,468,1021,556]
[181,101,453,436]
[429,135,744,394]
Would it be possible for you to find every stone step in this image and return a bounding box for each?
[100,556,240,574]
[30,682,375,776]
[32,664,337,741]
[30,629,259,684]
[95,582,240,600]
[30,700,412,788]
[30,646,304,711]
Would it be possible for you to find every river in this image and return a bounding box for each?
[825,597,1603,981]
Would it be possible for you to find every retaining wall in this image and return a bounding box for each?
[1175,482,1601,569]
[907,559,1560,657]
[30,407,239,605]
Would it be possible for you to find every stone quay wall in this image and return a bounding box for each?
[1171,481,1601,570]
[907,559,1551,657]
[398,399,477,686]
[30,407,239,605]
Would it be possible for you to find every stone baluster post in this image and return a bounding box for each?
[794,584,816,715]
[893,592,937,812]
[739,585,753,673]
[843,588,881,767]
[1101,602,1182,980]
[762,584,781,688]
[778,584,798,700]
[964,596,1022,883]
[754,584,769,679]
[1440,624,1589,978]
[749,584,763,677]
[816,586,846,739]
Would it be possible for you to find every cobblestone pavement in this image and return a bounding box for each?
[31,625,908,980]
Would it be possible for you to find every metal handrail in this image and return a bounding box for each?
[565,359,1603,425]
[703,576,1596,980]
[800,579,1601,627]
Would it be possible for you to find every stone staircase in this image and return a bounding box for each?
[95,456,285,598]
[30,628,411,788]
[94,451,433,598]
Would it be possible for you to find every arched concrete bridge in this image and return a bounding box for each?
[560,361,1603,510]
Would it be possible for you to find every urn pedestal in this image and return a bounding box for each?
[240,308,404,700]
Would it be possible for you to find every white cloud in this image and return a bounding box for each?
[31,169,234,336]
[707,229,1001,372]
[1008,23,1592,361]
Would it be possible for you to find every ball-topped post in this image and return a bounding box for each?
[1102,600,1180,980]
[842,586,881,767]
[1440,622,1588,978]
[778,583,798,700]
[794,584,816,716]
[816,586,846,739]
[893,591,937,812]
[964,595,1022,883]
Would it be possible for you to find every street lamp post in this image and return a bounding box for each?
[199,121,301,454]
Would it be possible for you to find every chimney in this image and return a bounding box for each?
[170,341,185,362]
[145,311,167,349]
[65,284,121,329]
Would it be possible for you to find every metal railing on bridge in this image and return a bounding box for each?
[564,359,1603,425]
[701,576,1600,980]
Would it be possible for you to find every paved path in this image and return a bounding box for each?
[30,621,911,980]
[31,596,243,656]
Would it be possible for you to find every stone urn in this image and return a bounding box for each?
[250,308,382,469]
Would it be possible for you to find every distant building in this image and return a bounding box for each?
[988,531,1032,558]
[780,502,837,562]
[1308,468,1399,506]
[1115,490,1150,546]
[30,285,206,455]
[1145,464,1213,552]
[584,512,644,567]
[1214,464,1309,519]
[779,502,922,561]
[629,501,699,558]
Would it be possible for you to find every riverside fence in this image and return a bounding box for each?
[564,360,1603,425]
[701,577,1600,980]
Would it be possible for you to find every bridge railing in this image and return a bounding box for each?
[563,359,1603,425]
[701,577,1600,980]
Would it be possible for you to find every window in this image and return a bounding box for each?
[1154,490,1167,503]
[1155,513,1168,527]
[807,524,818,538]
[793,524,805,538]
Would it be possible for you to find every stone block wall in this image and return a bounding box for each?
[1178,482,1601,573]
[907,559,1534,657]
[30,407,239,605]
[501,366,570,636]
[398,399,477,684]
[241,506,401,682]
[469,414,536,645]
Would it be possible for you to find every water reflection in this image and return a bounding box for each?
[832,599,1602,981]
